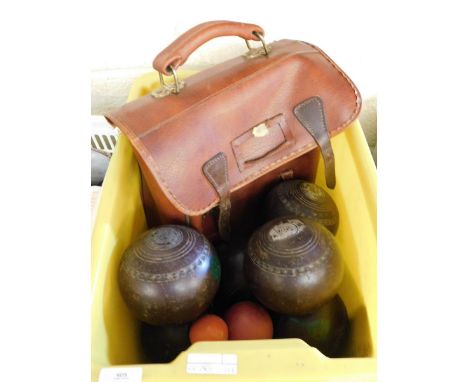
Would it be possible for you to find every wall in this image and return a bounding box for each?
[91,1,376,105]
[90,0,377,160]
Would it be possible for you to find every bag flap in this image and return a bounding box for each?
[105,39,361,216]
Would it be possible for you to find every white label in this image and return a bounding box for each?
[99,367,142,382]
[252,122,269,137]
[186,353,238,375]
[269,219,305,241]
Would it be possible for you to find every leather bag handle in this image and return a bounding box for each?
[153,20,264,75]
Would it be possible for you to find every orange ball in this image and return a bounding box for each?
[224,301,273,340]
[189,314,229,343]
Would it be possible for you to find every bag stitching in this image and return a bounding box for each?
[141,47,315,138]
[294,96,335,183]
[293,97,323,131]
[112,42,361,215]
[202,153,228,193]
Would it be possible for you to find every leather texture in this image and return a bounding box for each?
[153,21,264,75]
[202,152,231,241]
[105,21,361,240]
[294,96,336,188]
[231,114,288,172]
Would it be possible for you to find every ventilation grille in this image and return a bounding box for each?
[91,116,119,155]
[91,133,118,153]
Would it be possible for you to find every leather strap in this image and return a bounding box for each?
[202,152,231,241]
[294,96,336,189]
[153,21,264,75]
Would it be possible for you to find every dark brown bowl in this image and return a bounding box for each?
[273,294,349,357]
[245,216,344,315]
[119,225,220,325]
[264,180,339,234]
[215,238,251,305]
[140,321,190,363]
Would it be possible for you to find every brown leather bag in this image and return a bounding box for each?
[105,20,361,242]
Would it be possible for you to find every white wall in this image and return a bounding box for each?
[90,0,377,99]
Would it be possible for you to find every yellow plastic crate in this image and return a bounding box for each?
[91,70,377,382]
